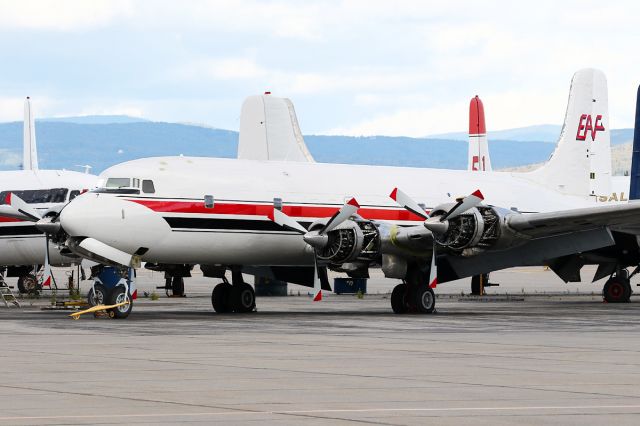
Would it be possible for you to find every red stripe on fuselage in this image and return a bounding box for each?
[127,199,426,222]
[0,217,24,223]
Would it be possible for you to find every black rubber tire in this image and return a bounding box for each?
[211,282,232,313]
[87,283,108,307]
[603,278,631,303]
[414,285,436,314]
[231,283,256,313]
[17,274,40,295]
[107,286,133,319]
[391,283,408,314]
[172,276,185,296]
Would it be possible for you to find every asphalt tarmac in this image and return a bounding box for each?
[1,267,639,425]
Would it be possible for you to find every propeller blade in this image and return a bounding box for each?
[320,198,360,235]
[268,208,307,234]
[429,242,438,289]
[390,188,429,220]
[312,253,322,302]
[6,193,42,222]
[440,189,484,221]
[42,235,52,288]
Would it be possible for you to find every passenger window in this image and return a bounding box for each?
[69,190,81,201]
[204,195,214,208]
[142,180,155,194]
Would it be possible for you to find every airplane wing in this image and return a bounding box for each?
[507,202,640,237]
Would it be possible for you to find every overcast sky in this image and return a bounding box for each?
[0,0,638,136]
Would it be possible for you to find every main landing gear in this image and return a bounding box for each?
[211,269,256,314]
[390,267,436,314]
[602,270,632,303]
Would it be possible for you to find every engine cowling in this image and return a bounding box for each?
[308,218,380,265]
[428,204,521,255]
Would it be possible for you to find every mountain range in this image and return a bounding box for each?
[0,115,634,174]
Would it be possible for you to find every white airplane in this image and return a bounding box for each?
[26,68,639,318]
[0,98,97,293]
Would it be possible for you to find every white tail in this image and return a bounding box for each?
[468,95,492,172]
[238,93,314,162]
[525,68,611,197]
[23,97,38,171]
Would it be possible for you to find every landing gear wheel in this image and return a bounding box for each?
[87,283,108,307]
[18,274,40,295]
[107,286,133,319]
[231,283,256,313]
[171,276,185,297]
[414,285,436,314]
[211,282,232,313]
[391,283,409,314]
[603,277,632,303]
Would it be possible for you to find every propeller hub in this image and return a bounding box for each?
[35,217,61,235]
[303,232,329,249]
[424,218,449,234]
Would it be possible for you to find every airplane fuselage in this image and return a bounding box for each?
[60,156,607,267]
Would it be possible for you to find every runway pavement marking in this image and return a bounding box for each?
[3,404,640,421]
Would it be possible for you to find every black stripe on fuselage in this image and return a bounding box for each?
[0,225,42,236]
[164,217,312,232]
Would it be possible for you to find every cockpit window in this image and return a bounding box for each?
[0,188,68,204]
[105,178,131,189]
[142,180,155,194]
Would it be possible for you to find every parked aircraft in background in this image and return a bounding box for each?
[29,68,640,318]
[0,98,97,293]
[468,95,491,172]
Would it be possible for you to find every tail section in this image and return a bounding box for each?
[630,85,640,200]
[238,93,314,162]
[468,95,492,171]
[23,97,38,170]
[525,69,611,197]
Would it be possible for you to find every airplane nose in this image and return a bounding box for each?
[60,193,172,254]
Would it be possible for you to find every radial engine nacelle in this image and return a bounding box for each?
[426,204,523,256]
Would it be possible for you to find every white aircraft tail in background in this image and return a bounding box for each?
[238,93,314,162]
[468,95,491,172]
[23,97,38,171]
[525,68,611,197]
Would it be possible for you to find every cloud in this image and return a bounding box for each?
[328,89,568,137]
[0,149,20,167]
[0,0,133,31]
[175,58,269,81]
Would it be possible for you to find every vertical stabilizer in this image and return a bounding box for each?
[525,69,611,197]
[23,97,38,171]
[468,95,492,171]
[238,93,314,162]
[630,85,640,199]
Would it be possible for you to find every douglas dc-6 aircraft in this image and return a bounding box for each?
[0,98,97,293]
[11,69,640,318]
